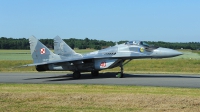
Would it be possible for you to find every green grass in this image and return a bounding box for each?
[172,50,200,59]
[1,84,200,112]
[122,59,200,73]
[0,60,35,71]
[0,53,32,60]
[192,50,200,55]
[0,49,30,53]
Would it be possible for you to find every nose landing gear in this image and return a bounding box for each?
[116,59,132,78]
[116,64,124,78]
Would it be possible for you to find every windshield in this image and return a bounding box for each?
[140,41,149,47]
[125,40,158,51]
[125,41,150,47]
[125,41,140,45]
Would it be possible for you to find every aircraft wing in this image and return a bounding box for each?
[22,55,106,67]
[23,53,143,67]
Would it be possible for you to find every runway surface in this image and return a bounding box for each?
[0,72,200,88]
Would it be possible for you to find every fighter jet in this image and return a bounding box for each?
[24,36,182,79]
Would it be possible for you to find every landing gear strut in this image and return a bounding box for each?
[115,59,132,78]
[73,71,81,79]
[116,64,124,78]
[91,71,99,77]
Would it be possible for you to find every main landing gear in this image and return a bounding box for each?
[73,71,81,79]
[91,71,99,77]
[72,71,99,79]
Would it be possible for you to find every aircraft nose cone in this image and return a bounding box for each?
[152,47,183,58]
[171,49,183,56]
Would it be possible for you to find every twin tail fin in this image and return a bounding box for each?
[53,36,82,58]
[29,36,60,63]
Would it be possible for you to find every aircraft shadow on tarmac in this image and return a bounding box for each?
[24,72,200,82]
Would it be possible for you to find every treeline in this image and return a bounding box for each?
[0,37,114,50]
[0,37,199,50]
[147,41,200,50]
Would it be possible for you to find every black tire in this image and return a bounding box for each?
[91,71,99,76]
[73,71,81,79]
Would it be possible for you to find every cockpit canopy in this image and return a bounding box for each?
[125,40,150,47]
[125,40,159,52]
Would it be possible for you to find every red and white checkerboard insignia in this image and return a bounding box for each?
[40,48,45,54]
[100,62,106,67]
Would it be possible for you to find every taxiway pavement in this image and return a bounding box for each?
[0,72,200,88]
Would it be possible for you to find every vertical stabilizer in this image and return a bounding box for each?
[29,36,59,63]
[54,36,82,58]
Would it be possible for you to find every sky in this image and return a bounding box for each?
[0,0,200,42]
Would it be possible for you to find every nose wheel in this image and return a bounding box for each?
[116,64,124,78]
[115,60,132,78]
